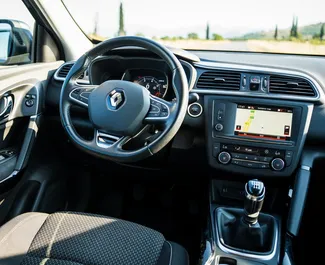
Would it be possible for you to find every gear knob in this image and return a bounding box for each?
[244,179,265,225]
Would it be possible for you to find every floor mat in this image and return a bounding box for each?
[86,171,207,265]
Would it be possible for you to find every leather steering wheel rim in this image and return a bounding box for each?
[59,36,189,163]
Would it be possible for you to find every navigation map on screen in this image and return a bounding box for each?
[234,105,293,141]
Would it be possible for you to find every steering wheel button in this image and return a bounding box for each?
[149,105,160,113]
[161,105,168,112]
[160,112,168,117]
[73,89,81,94]
[80,92,91,99]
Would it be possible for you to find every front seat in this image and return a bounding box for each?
[0,212,189,265]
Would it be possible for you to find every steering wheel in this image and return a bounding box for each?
[60,36,189,162]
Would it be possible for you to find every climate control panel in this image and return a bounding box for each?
[213,143,293,171]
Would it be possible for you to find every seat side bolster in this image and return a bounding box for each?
[0,212,48,265]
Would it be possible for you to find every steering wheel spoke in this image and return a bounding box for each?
[144,95,175,125]
[69,85,98,108]
[94,130,128,149]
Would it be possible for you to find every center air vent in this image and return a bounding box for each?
[57,63,74,78]
[269,75,315,97]
[197,70,241,90]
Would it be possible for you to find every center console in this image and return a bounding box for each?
[205,96,314,177]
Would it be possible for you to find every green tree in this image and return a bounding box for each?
[135,32,144,37]
[294,17,298,37]
[274,24,278,40]
[206,22,210,40]
[290,16,295,37]
[212,33,224,40]
[118,2,126,36]
[187,33,199,39]
[320,23,324,40]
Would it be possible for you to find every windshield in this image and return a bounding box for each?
[63,0,325,55]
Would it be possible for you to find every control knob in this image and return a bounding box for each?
[218,151,231,164]
[271,158,285,171]
[215,123,224,132]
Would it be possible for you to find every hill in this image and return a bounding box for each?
[239,22,324,40]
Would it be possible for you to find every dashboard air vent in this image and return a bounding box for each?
[57,63,74,78]
[197,70,241,90]
[269,75,315,97]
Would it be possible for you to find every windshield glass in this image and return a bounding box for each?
[62,0,325,55]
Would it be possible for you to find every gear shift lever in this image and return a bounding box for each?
[244,179,265,225]
[216,179,276,253]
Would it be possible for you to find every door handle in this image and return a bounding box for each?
[0,95,13,120]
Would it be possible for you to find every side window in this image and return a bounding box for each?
[0,0,34,65]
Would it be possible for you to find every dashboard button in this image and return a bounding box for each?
[25,99,34,107]
[188,103,203,117]
[243,147,259,154]
[231,153,242,159]
[215,123,224,132]
[231,159,243,166]
[258,163,270,169]
[212,143,221,157]
[260,156,272,162]
[221,144,231,150]
[285,151,294,166]
[242,161,259,168]
[272,150,285,157]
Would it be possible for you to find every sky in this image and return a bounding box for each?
[1,0,325,38]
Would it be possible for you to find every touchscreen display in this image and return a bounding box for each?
[234,105,293,141]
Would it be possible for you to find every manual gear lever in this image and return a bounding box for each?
[243,179,265,225]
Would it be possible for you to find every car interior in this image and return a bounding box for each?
[0,1,323,265]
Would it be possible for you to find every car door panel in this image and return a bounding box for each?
[0,61,63,184]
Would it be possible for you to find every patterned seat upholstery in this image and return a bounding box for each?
[0,212,189,265]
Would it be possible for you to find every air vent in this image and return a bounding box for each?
[57,63,74,78]
[197,70,241,90]
[269,75,315,97]
[55,62,88,83]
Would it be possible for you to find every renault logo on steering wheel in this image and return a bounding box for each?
[107,89,125,110]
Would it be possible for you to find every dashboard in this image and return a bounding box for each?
[51,48,325,178]
[122,69,168,98]
[86,55,196,100]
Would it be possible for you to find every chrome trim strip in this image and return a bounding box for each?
[213,135,294,146]
[301,165,311,171]
[193,61,324,102]
[215,209,279,260]
[96,131,120,149]
[0,170,19,184]
[187,102,203,117]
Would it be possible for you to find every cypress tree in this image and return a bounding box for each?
[320,23,324,40]
[118,2,126,36]
[294,17,298,37]
[206,22,210,40]
[274,25,278,40]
